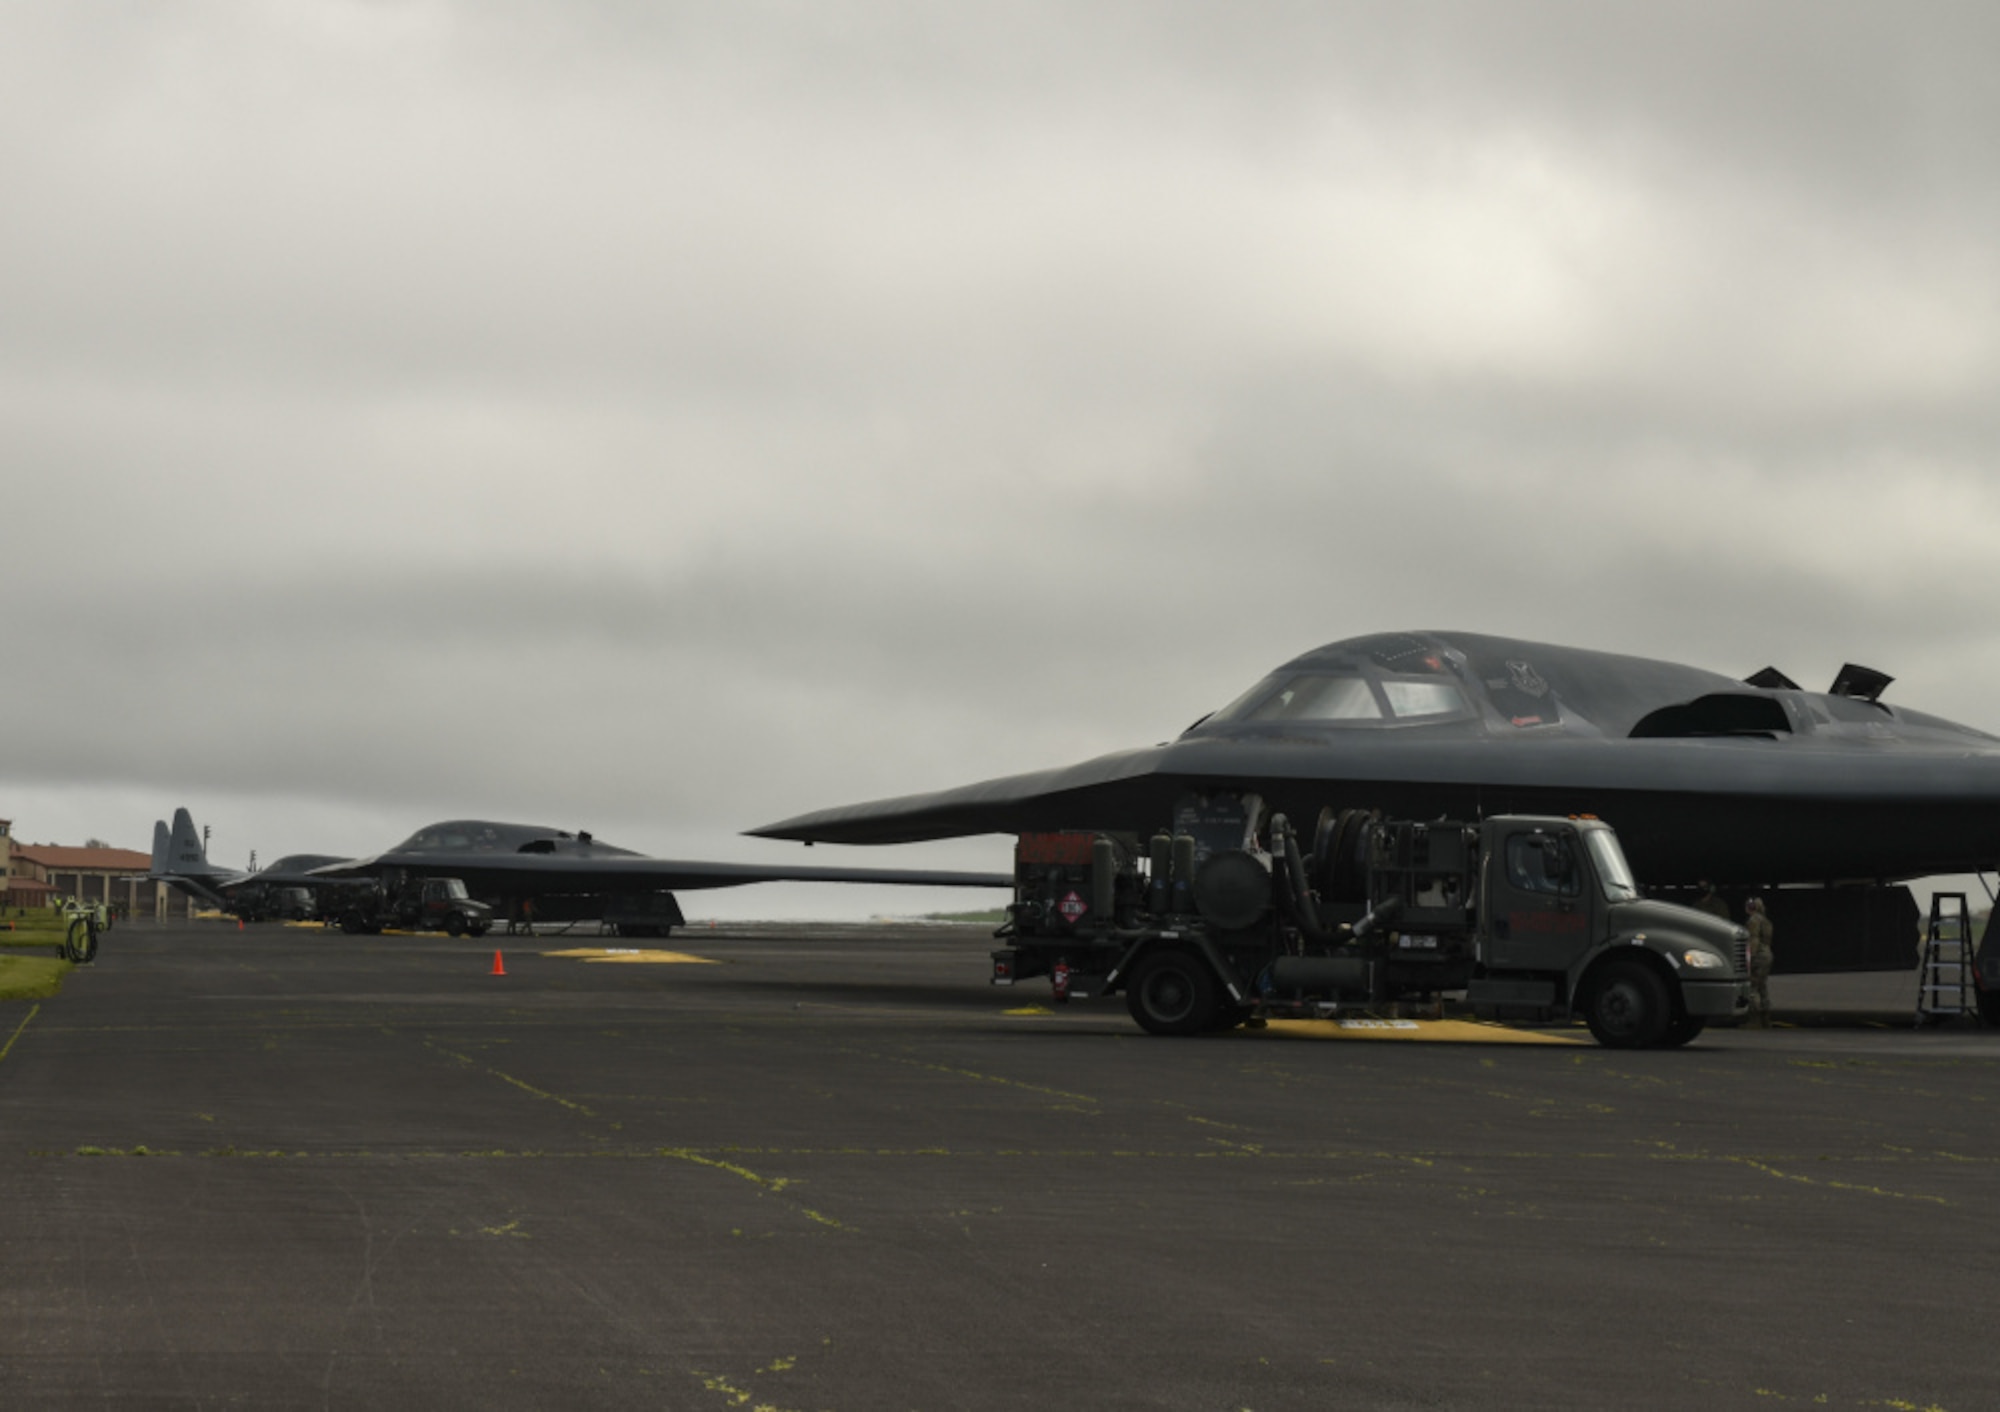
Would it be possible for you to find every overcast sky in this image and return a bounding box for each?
[4,2,1997,917]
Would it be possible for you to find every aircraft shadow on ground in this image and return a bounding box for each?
[698,972,1075,1014]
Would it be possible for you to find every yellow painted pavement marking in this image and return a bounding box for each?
[542,948,718,965]
[1721,1154,1950,1206]
[656,1148,849,1230]
[422,1038,600,1117]
[24,1144,1966,1209]
[0,1002,41,1065]
[869,1052,1100,1105]
[1251,1018,1583,1045]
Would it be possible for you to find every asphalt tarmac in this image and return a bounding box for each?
[3,920,1997,1411]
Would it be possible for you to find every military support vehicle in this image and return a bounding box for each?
[335,877,494,938]
[991,794,1750,1047]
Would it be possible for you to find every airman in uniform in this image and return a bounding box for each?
[1694,881,1730,922]
[1745,896,1775,1026]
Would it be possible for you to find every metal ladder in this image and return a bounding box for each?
[1917,892,1977,1024]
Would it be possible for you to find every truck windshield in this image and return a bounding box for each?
[442,878,468,900]
[1583,829,1640,902]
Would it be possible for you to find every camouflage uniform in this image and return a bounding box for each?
[1694,886,1731,923]
[1746,901,1775,1025]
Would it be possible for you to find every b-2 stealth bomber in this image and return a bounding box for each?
[155,807,1008,935]
[752,630,2000,971]
[305,819,1010,934]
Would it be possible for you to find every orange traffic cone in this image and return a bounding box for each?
[237,918,244,931]
[490,950,507,976]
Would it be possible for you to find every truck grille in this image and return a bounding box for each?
[1734,929,1750,975]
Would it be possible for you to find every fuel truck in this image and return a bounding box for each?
[991,794,1750,1048]
[331,876,495,938]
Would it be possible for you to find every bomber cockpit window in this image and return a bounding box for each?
[1207,669,1468,727]
[1211,672,1382,724]
[1380,679,1468,720]
[1250,674,1382,722]
[400,825,505,851]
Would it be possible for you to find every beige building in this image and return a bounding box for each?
[0,818,57,910]
[10,841,195,919]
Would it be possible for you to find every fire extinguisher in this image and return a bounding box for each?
[1052,959,1072,1003]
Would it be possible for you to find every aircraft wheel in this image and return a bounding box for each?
[445,912,466,938]
[1125,949,1218,1036]
[1661,1012,1705,1048]
[341,914,365,935]
[1582,960,1672,1048]
[1980,988,2000,1028]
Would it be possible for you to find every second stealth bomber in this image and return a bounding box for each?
[155,808,1009,934]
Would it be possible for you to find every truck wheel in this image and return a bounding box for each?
[341,914,365,935]
[1583,960,1673,1048]
[445,912,466,938]
[1126,949,1218,1036]
[1661,1012,1705,1047]
[469,922,490,938]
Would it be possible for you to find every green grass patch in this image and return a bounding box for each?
[0,915,76,950]
[0,953,72,1000]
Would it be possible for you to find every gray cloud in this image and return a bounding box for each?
[4,1,1998,910]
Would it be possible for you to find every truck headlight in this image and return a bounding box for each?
[1680,950,1726,970]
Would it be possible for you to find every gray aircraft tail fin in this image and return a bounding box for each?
[166,807,221,878]
[155,807,241,906]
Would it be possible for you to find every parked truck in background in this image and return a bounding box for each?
[334,876,495,938]
[991,794,1750,1047]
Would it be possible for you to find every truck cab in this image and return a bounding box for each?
[336,876,494,937]
[1466,817,1747,1044]
[399,877,494,937]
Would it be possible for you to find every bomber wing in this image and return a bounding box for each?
[306,820,1008,893]
[749,629,2000,886]
[311,850,1009,892]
